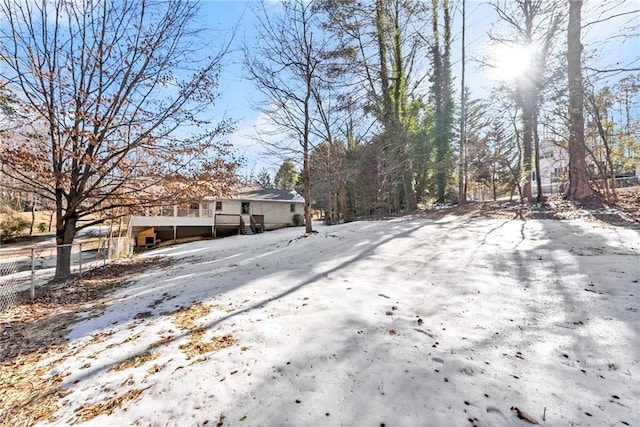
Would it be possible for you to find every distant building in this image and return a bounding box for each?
[533,141,639,195]
[533,143,569,194]
[130,186,305,247]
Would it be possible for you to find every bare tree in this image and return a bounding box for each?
[245,0,330,234]
[582,0,640,78]
[489,0,565,202]
[0,0,238,279]
[458,0,467,204]
[583,75,640,201]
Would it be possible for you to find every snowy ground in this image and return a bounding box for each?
[38,215,639,426]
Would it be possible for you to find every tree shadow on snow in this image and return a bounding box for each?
[468,217,639,425]
[51,220,434,389]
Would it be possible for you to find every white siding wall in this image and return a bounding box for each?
[131,199,304,231]
[210,200,304,229]
[210,200,242,216]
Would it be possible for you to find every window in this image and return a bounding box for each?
[290,203,296,213]
[189,202,200,216]
[241,202,250,214]
[215,201,222,211]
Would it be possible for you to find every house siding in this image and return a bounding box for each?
[210,200,302,230]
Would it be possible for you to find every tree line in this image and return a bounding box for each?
[245,0,638,222]
[0,0,638,279]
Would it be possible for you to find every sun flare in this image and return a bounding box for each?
[491,44,534,81]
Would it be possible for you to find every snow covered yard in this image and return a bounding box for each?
[5,214,640,426]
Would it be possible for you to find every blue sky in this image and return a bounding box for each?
[196,0,640,178]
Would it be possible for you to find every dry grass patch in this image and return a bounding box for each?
[86,330,116,345]
[0,312,76,426]
[171,302,212,330]
[0,353,69,427]
[180,331,236,360]
[148,335,173,349]
[72,387,148,424]
[146,363,166,376]
[107,350,159,372]
[103,333,143,352]
[169,302,236,359]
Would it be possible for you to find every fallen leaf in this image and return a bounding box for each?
[510,406,539,424]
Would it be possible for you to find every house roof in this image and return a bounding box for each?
[222,186,305,203]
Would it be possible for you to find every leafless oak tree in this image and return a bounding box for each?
[0,0,238,279]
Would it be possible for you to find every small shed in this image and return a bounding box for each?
[136,228,157,248]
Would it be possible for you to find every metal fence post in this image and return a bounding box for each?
[30,248,35,299]
[79,243,82,274]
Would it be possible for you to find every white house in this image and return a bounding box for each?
[130,186,305,247]
[533,141,639,195]
[534,144,569,194]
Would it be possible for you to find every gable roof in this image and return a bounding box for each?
[226,186,305,203]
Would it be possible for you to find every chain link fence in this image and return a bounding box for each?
[0,237,133,312]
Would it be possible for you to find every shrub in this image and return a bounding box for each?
[38,222,47,233]
[292,213,303,226]
[0,210,30,242]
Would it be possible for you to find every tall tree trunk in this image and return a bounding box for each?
[522,93,534,202]
[458,0,466,205]
[48,209,54,232]
[376,0,391,121]
[433,0,453,202]
[55,214,76,281]
[566,0,594,200]
[491,0,562,203]
[303,75,313,233]
[492,166,498,201]
[534,116,543,201]
[29,197,35,235]
[392,5,416,212]
[432,0,454,203]
[54,182,75,280]
[337,184,349,222]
